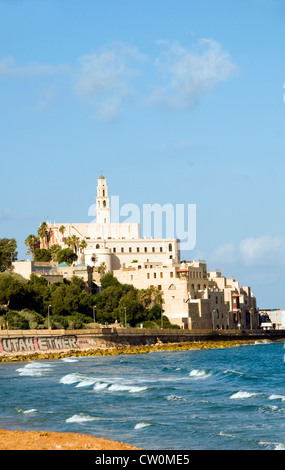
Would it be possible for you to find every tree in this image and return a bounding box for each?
[79,239,87,251]
[59,225,65,238]
[24,234,40,260]
[49,244,62,261]
[33,248,52,262]
[56,248,78,265]
[98,262,107,274]
[70,235,80,253]
[100,272,121,289]
[0,238,18,269]
[38,222,49,248]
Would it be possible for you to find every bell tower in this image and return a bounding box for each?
[96,173,110,225]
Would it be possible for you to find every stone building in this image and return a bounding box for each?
[15,174,258,330]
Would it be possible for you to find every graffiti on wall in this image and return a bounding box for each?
[0,335,79,353]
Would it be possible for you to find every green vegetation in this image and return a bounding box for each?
[0,271,178,330]
[0,238,18,271]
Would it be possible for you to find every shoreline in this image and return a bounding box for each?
[0,337,281,362]
[1,338,283,450]
[0,428,139,450]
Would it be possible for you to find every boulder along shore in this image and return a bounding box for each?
[0,337,275,362]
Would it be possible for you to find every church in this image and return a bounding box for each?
[40,174,259,330]
[45,174,180,272]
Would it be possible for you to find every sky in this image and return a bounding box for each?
[1,0,285,309]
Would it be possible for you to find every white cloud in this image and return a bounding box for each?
[74,41,146,121]
[211,235,285,268]
[239,235,285,266]
[211,242,237,265]
[0,56,70,78]
[149,38,238,110]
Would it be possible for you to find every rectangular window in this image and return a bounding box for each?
[121,247,124,253]
[160,272,163,278]
[137,247,140,252]
[170,272,173,278]
[147,273,150,279]
[113,247,116,253]
[144,247,147,252]
[129,247,132,253]
[152,247,155,252]
[160,247,163,252]
[154,273,156,279]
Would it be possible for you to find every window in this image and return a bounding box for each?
[170,272,174,278]
[160,247,163,252]
[152,247,155,252]
[121,247,124,253]
[103,200,106,207]
[160,272,163,278]
[113,247,116,253]
[147,273,150,279]
[129,247,132,253]
[103,190,105,197]
[168,284,176,290]
[154,273,156,279]
[168,243,172,252]
[96,244,100,249]
[144,247,147,252]
[158,285,162,290]
[137,247,140,252]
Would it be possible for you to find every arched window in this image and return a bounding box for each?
[168,284,176,290]
[103,200,106,207]
[96,244,100,249]
[168,243,172,252]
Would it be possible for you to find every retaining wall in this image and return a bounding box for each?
[0,328,284,356]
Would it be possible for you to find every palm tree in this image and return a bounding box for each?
[79,239,87,264]
[98,261,107,275]
[24,234,40,260]
[59,225,65,241]
[37,222,49,249]
[70,235,80,253]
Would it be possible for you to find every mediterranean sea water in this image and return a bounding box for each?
[0,341,284,450]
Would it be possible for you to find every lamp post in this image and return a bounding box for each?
[93,305,96,329]
[124,307,127,328]
[48,304,52,330]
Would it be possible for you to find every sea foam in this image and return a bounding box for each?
[230,390,260,400]
[134,422,152,430]
[189,369,212,379]
[66,413,100,423]
[16,362,53,377]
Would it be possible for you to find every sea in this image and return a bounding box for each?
[0,340,284,451]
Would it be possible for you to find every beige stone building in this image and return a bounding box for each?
[43,175,180,273]
[14,174,258,330]
[115,259,258,330]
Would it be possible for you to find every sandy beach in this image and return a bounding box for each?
[0,428,138,450]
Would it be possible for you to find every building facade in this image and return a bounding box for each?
[15,174,258,330]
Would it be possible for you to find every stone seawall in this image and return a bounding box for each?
[0,328,284,359]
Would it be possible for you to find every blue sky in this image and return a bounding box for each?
[1,0,285,309]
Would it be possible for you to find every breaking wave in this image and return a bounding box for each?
[134,422,152,430]
[189,369,212,379]
[229,390,261,400]
[16,362,53,377]
[66,413,101,423]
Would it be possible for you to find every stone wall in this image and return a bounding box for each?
[0,328,284,357]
